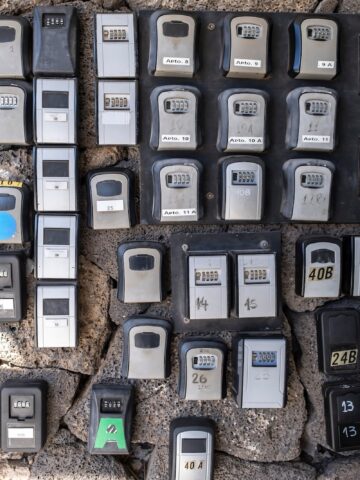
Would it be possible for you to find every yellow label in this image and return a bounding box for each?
[0,180,23,188]
[330,349,358,367]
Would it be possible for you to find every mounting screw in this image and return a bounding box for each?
[184,317,190,324]
[260,240,269,249]
[182,244,189,252]
[208,23,216,31]
[206,192,215,200]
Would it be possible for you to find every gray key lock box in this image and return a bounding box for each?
[0,181,31,245]
[35,78,77,145]
[36,282,77,348]
[170,417,215,480]
[222,15,270,78]
[178,338,227,401]
[0,16,31,79]
[0,80,32,145]
[95,13,136,79]
[290,17,338,80]
[88,383,134,455]
[117,241,166,303]
[0,379,47,453]
[217,89,269,153]
[97,80,137,146]
[220,156,264,221]
[343,236,360,297]
[35,214,78,280]
[86,168,135,230]
[34,147,78,212]
[286,87,337,152]
[232,335,287,408]
[0,251,26,322]
[150,85,200,151]
[152,158,203,223]
[122,316,172,379]
[148,12,196,77]
[296,236,342,298]
[281,158,335,222]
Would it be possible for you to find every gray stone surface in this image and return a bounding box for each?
[0,256,111,375]
[318,456,360,479]
[0,460,30,480]
[315,0,338,12]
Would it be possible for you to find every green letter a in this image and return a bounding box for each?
[94,418,126,450]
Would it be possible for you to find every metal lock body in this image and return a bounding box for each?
[87,168,135,230]
[317,308,360,376]
[0,181,31,245]
[281,158,334,222]
[217,89,269,153]
[0,379,47,453]
[88,383,134,455]
[33,6,78,76]
[188,254,228,320]
[35,78,77,145]
[295,236,342,298]
[222,15,270,78]
[122,316,172,379]
[286,87,337,152]
[0,251,26,322]
[150,85,200,151]
[148,12,196,77]
[35,282,77,348]
[290,17,338,80]
[35,214,78,280]
[0,16,31,79]
[117,241,165,303]
[178,338,227,401]
[152,158,203,222]
[97,80,137,146]
[0,80,32,145]
[170,417,215,480]
[237,253,277,318]
[232,335,287,408]
[220,156,264,221]
[95,13,136,78]
[34,147,78,212]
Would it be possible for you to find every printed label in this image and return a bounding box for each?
[162,208,197,217]
[0,299,14,311]
[0,180,23,188]
[161,134,191,143]
[163,56,190,66]
[234,58,262,68]
[302,135,331,143]
[229,136,263,145]
[44,112,67,122]
[317,60,335,69]
[45,181,68,190]
[8,428,34,439]
[45,248,68,258]
[96,199,124,212]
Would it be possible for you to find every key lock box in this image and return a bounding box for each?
[95,13,136,78]
[35,282,77,348]
[220,156,264,221]
[117,242,166,304]
[97,80,137,146]
[88,384,134,455]
[0,16,31,79]
[178,338,227,401]
[0,181,31,245]
[33,6,78,76]
[148,12,196,77]
[0,379,47,453]
[217,89,269,153]
[0,251,26,322]
[289,17,338,80]
[296,236,342,298]
[35,78,77,145]
[286,87,337,152]
[34,147,78,212]
[317,308,360,376]
[232,335,287,408]
[170,417,215,480]
[0,80,32,145]
[342,236,360,297]
[150,85,201,151]
[152,158,203,223]
[222,15,270,78]
[86,168,135,230]
[281,158,335,222]
[35,214,79,280]
[122,316,172,379]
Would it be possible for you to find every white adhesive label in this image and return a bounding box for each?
[45,248,68,258]
[317,60,335,69]
[0,299,14,310]
[96,199,124,212]
[45,318,69,328]
[163,57,190,66]
[162,208,197,217]
[161,134,191,143]
[302,135,331,143]
[44,112,67,122]
[45,181,68,190]
[234,58,262,68]
[8,428,34,439]
[229,136,263,145]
